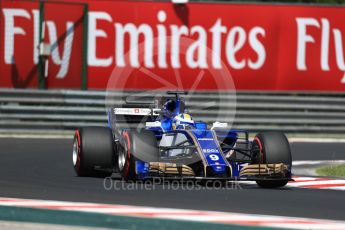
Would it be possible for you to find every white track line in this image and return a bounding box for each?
[292,176,321,181]
[324,186,345,191]
[238,176,345,191]
[293,160,345,166]
[288,179,345,187]
[288,138,345,143]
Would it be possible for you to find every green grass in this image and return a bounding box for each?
[316,164,345,177]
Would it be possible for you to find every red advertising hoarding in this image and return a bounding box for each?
[1,0,345,91]
[43,2,85,88]
[0,1,39,88]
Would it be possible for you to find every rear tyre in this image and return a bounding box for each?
[118,129,158,181]
[73,127,114,177]
[253,132,292,188]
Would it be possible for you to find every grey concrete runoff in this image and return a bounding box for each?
[0,221,113,230]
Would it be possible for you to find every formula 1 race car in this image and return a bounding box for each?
[72,91,292,188]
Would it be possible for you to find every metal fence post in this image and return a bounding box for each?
[81,4,89,90]
[38,1,46,89]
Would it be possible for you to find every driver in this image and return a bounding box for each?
[172,113,195,130]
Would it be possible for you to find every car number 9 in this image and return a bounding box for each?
[209,154,219,161]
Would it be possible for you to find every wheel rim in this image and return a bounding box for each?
[118,143,126,172]
[72,138,78,166]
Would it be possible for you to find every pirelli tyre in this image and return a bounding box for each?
[73,127,114,177]
[253,132,292,188]
[118,129,159,181]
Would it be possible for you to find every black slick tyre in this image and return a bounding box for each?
[253,132,292,188]
[118,130,158,181]
[73,127,114,177]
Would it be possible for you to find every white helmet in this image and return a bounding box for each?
[172,113,195,130]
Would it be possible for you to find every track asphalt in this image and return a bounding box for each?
[0,138,344,221]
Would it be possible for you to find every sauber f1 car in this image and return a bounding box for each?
[72,91,292,188]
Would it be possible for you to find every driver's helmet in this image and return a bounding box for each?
[172,113,195,130]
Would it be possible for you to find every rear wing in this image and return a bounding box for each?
[107,96,161,130]
[108,107,161,131]
[107,93,183,130]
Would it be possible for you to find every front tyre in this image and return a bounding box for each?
[253,132,292,188]
[73,127,114,177]
[118,130,159,181]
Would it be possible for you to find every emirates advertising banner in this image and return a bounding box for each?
[1,0,345,91]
